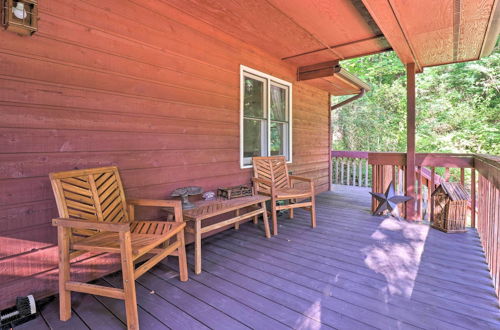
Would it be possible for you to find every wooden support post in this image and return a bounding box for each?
[460,168,465,185]
[405,63,417,220]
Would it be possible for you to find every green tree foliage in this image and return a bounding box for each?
[332,46,500,155]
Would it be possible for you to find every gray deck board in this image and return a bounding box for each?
[26,185,500,329]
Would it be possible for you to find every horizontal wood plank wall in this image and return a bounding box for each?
[0,0,329,308]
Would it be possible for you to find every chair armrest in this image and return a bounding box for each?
[52,218,130,232]
[289,175,312,183]
[127,199,182,208]
[127,199,183,223]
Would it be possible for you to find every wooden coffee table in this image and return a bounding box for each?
[182,195,271,274]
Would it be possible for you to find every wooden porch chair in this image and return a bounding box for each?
[252,156,316,235]
[50,166,188,330]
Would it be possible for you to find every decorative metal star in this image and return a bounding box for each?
[369,182,413,218]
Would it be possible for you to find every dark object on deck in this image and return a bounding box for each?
[0,295,37,329]
[369,181,412,218]
[432,182,469,233]
[171,186,204,209]
[217,185,253,199]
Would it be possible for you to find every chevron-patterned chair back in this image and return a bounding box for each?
[252,155,316,236]
[252,156,290,194]
[49,166,188,329]
[50,166,129,236]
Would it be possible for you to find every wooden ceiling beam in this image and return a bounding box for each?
[361,0,422,72]
[282,35,386,61]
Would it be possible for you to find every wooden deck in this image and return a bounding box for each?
[20,185,500,329]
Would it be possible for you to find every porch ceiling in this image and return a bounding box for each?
[166,0,389,67]
[362,0,500,72]
[166,0,385,95]
[166,0,498,92]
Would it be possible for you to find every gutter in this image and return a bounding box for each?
[336,68,371,92]
[330,67,370,110]
[330,88,366,110]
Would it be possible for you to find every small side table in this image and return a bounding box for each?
[181,195,271,274]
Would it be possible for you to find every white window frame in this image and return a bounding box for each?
[240,65,293,169]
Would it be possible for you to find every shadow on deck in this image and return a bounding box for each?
[21,185,500,329]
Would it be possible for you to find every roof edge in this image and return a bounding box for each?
[336,68,372,92]
[480,0,500,58]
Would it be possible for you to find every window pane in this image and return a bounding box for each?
[244,77,265,118]
[244,119,265,158]
[270,85,287,121]
[270,122,287,156]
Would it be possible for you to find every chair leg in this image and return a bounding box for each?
[253,215,258,225]
[57,227,71,321]
[195,220,202,275]
[271,200,278,236]
[289,199,294,219]
[119,231,139,330]
[234,209,240,230]
[310,195,317,228]
[262,202,271,238]
[177,230,189,282]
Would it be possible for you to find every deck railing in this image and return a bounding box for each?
[331,151,370,187]
[474,155,500,300]
[332,150,499,303]
[368,152,476,222]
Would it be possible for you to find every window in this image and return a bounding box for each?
[240,66,292,167]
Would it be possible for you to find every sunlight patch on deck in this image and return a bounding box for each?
[294,299,322,330]
[362,216,429,302]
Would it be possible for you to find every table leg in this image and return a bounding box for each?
[234,209,240,230]
[253,215,258,224]
[262,202,271,238]
[195,220,202,275]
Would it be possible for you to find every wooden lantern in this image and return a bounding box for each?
[431,182,470,233]
[2,0,38,36]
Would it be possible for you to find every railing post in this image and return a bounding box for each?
[430,167,435,222]
[353,159,357,186]
[471,168,476,228]
[347,159,350,186]
[335,158,339,184]
[365,159,369,187]
[340,158,344,185]
[358,159,363,187]
[417,166,422,219]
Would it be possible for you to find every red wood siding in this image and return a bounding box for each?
[0,0,330,308]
